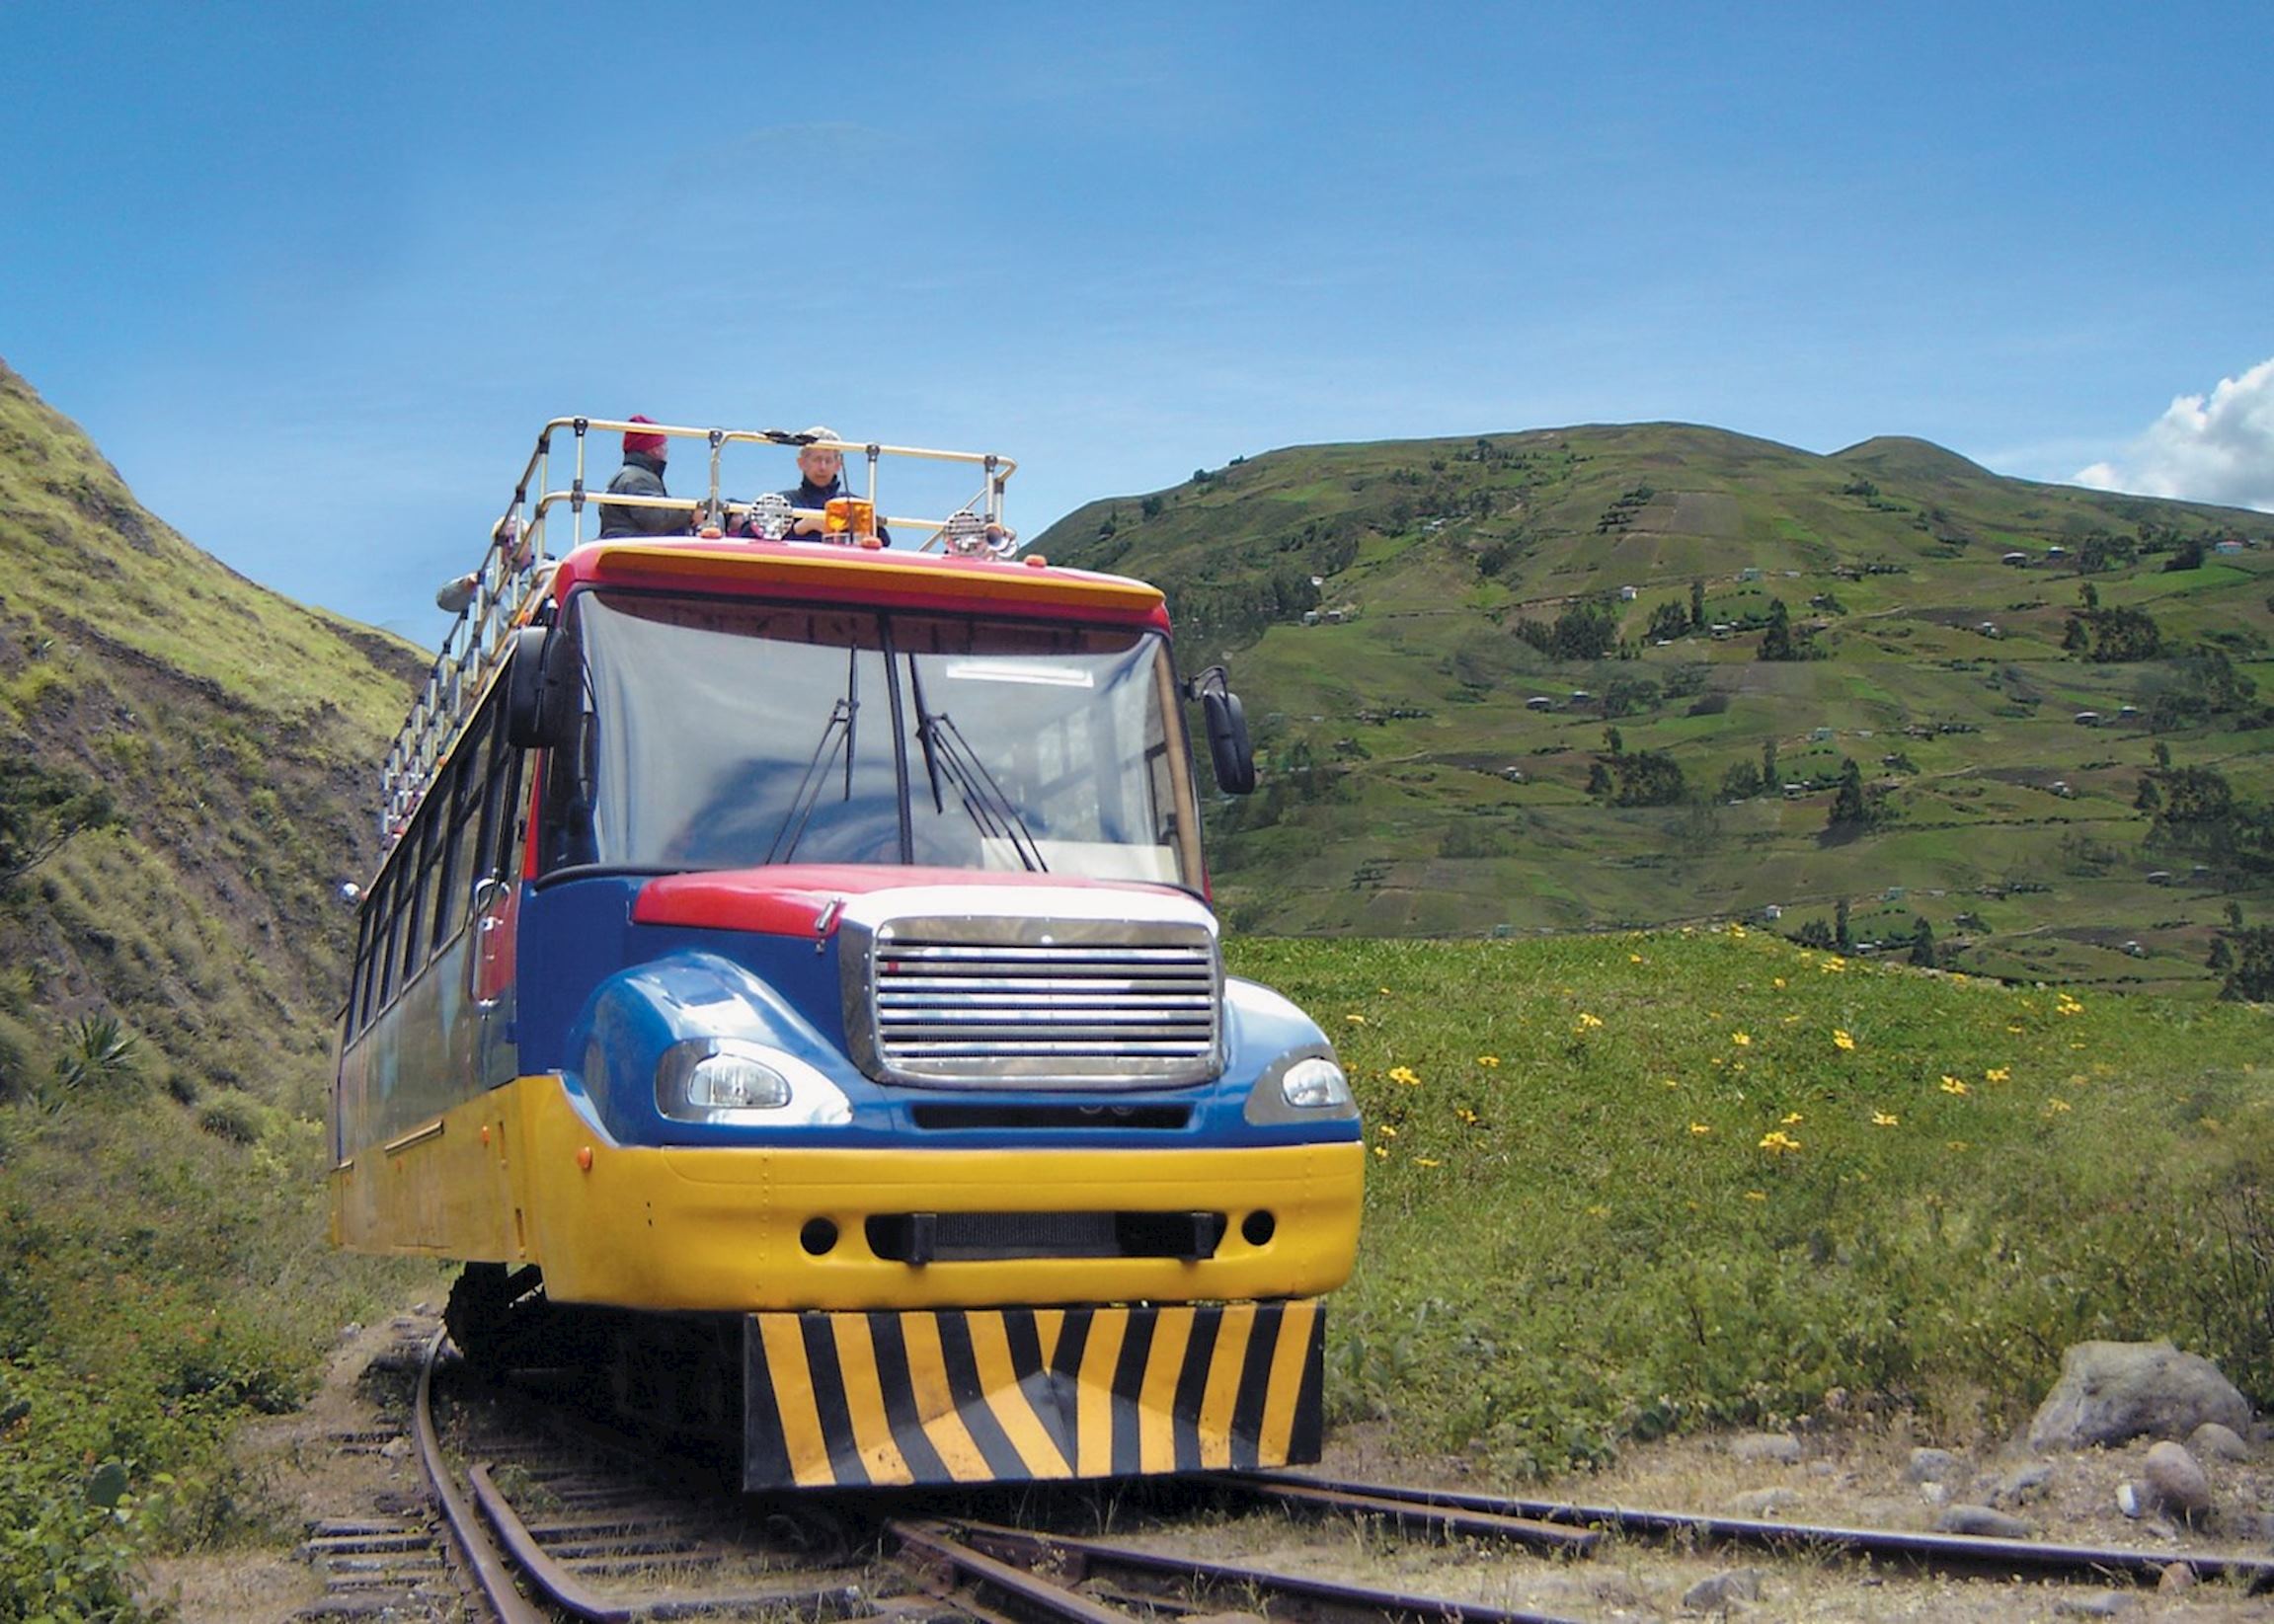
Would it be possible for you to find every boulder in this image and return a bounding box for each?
[1934,1505,2033,1538]
[2188,1421,2249,1462]
[2026,1341,2250,1452]
[1905,1446,1964,1485]
[1728,1431,1802,1465]
[2140,1440,2211,1522]
[1682,1568,1762,1611]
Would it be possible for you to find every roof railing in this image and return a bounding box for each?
[377,419,1020,845]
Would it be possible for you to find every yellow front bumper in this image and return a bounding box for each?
[332,1074,1365,1312]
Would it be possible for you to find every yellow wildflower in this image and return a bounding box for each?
[1664,1078,1681,1089]
[1378,986,1393,994]
[1871,1111,1900,1127]
[1388,1065,1422,1087]
[1689,1122,1713,1136]
[1630,953,1644,963]
[1947,1139,1970,1151]
[1833,1029,1855,1051]
[1824,955,1846,971]
[2006,1025,2024,1035]
[1376,1124,1398,1138]
[1732,1032,1752,1046]
[1476,1055,1501,1067]
[1345,1014,1367,1025]
[1772,976,1787,989]
[1415,1157,1442,1168]
[1454,1107,1481,1125]
[1985,1067,2010,1083]
[1781,1112,1805,1125]
[2046,1098,2072,1114]
[1576,1012,1605,1031]
[1744,1190,1767,1201]
[1758,1129,1802,1154]
[1940,1076,1970,1096]
[1372,1144,1389,1159]
[1730,924,1749,939]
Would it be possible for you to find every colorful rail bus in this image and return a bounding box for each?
[331,420,1364,1488]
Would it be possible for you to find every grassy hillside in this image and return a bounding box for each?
[1042,425,2274,991]
[0,360,429,1611]
[1237,927,2273,1474]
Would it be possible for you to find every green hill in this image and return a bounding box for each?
[1041,424,2274,992]
[0,360,425,1608]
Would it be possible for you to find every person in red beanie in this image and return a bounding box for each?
[597,415,679,537]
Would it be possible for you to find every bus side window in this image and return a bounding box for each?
[474,697,523,889]
[375,858,405,1009]
[400,806,440,989]
[434,711,491,951]
[346,896,376,1040]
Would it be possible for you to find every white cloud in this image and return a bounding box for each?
[2076,357,2274,512]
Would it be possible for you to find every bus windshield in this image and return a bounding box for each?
[544,590,1203,887]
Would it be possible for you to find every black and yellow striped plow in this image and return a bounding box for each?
[742,1300,1325,1489]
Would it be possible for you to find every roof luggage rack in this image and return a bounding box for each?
[378,418,1020,844]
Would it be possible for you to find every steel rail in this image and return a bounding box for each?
[470,1463,865,1621]
[937,1516,1587,1624]
[889,1520,1135,1624]
[1229,1468,2274,1590]
[412,1332,550,1624]
[1217,1474,1601,1556]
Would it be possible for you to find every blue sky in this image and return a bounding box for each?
[5,1,2269,642]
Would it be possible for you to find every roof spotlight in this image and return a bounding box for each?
[942,510,1019,558]
[941,510,989,556]
[745,492,792,541]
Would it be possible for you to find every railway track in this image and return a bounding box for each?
[400,1331,2274,1622]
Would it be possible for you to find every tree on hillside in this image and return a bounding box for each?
[1909,916,1938,967]
[1647,600,1690,642]
[0,750,117,889]
[1690,578,1706,630]
[1825,757,1883,835]
[2078,580,2100,610]
[1835,896,1853,952]
[1609,749,1686,808]
[1758,598,1796,661]
[2144,646,2263,731]
[2142,763,2274,878]
[1604,726,1624,756]
[2220,926,2274,1002]
[2077,605,2165,662]
[2164,537,2206,572]
[1761,737,1779,790]
[1722,760,1763,800]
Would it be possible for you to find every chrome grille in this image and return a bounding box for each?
[840,894,1222,1087]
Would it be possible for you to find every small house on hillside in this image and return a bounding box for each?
[1526,695,1555,712]
[2002,551,2030,566]
[1618,585,1639,601]
[2074,711,2101,726]
[2214,539,2245,555]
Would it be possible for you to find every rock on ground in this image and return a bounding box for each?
[2026,1341,2251,1452]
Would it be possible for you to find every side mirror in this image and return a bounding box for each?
[505,626,573,749]
[1189,666,1257,795]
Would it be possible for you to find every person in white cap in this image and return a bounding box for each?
[774,425,890,546]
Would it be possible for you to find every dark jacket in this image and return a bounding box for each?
[597,452,676,538]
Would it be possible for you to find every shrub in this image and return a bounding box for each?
[197,1092,269,1145]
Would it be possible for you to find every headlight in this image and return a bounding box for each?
[1281,1055,1353,1110]
[1245,1047,1359,1123]
[657,1039,851,1125]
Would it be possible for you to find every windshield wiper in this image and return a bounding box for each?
[906,657,1046,872]
[765,650,859,865]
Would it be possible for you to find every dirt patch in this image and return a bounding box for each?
[142,1308,448,1622]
